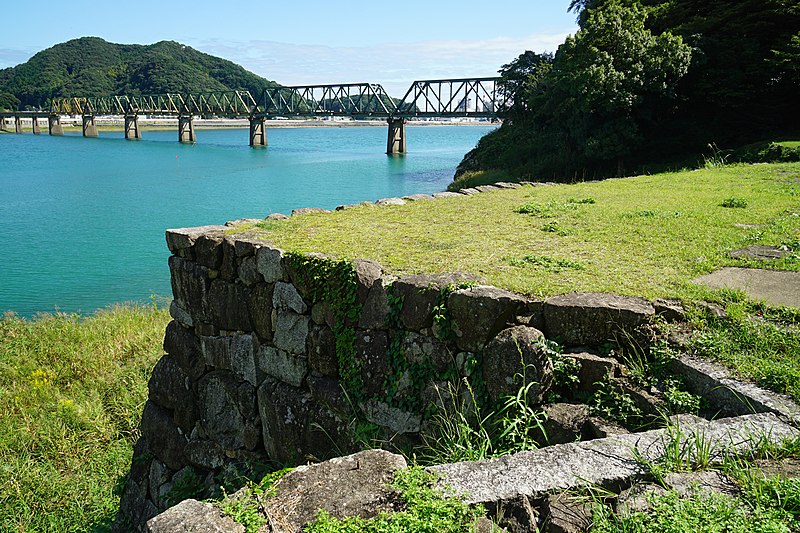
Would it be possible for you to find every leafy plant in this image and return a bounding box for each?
[589,378,642,427]
[306,466,484,533]
[719,197,748,208]
[507,254,585,272]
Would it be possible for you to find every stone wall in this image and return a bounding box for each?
[115,224,658,530]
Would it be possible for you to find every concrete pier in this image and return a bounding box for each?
[82,115,99,137]
[125,115,142,140]
[249,116,267,147]
[31,117,41,135]
[15,116,22,134]
[386,118,406,155]
[178,115,195,143]
[48,115,64,136]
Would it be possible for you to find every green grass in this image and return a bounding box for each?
[234,163,800,301]
[305,466,484,533]
[0,304,170,532]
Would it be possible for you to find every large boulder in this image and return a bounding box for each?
[146,499,244,533]
[262,449,407,529]
[543,293,654,347]
[482,326,553,404]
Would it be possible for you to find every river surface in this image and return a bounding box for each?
[0,124,493,316]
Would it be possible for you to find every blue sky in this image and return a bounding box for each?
[0,1,577,97]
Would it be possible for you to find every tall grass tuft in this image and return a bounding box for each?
[0,304,170,532]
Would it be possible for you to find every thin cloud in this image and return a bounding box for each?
[195,33,569,97]
[0,48,37,69]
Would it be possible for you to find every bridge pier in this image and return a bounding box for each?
[386,118,406,155]
[249,116,267,147]
[48,115,64,136]
[178,115,195,143]
[82,115,99,137]
[125,115,142,140]
[15,116,22,134]
[31,117,41,135]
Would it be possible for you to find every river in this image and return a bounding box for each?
[0,124,493,316]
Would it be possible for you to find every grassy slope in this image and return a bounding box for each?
[236,163,800,301]
[0,305,170,532]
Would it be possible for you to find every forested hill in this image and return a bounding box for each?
[0,37,278,110]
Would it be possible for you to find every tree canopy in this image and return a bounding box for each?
[458,0,800,182]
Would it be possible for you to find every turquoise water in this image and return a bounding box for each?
[0,125,493,316]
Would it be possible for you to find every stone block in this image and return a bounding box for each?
[563,351,622,393]
[312,301,335,328]
[541,493,592,533]
[148,355,191,413]
[257,378,346,463]
[200,334,258,386]
[193,233,224,270]
[248,283,274,341]
[256,246,286,283]
[353,259,383,305]
[207,280,253,332]
[146,499,245,533]
[393,272,482,331]
[401,331,453,374]
[184,440,226,471]
[140,401,186,471]
[362,398,422,434]
[258,450,407,530]
[165,225,227,255]
[483,326,553,404]
[257,345,308,387]
[543,292,655,347]
[432,413,799,505]
[273,281,308,313]
[168,300,193,328]
[448,285,532,352]
[169,256,210,322]
[308,375,350,416]
[163,320,206,380]
[237,256,262,286]
[307,324,338,377]
[219,237,238,282]
[356,330,389,396]
[358,276,394,330]
[653,298,686,322]
[197,371,248,450]
[541,403,591,445]
[273,312,310,355]
[234,237,262,258]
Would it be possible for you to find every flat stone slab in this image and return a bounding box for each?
[692,267,800,308]
[729,245,790,260]
[432,412,798,505]
[671,354,800,423]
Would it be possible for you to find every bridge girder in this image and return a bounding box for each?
[44,78,506,120]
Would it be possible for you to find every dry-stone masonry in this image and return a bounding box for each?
[115,223,667,530]
[121,221,800,531]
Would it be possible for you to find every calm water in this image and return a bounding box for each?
[0,124,493,316]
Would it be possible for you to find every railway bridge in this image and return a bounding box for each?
[0,78,505,154]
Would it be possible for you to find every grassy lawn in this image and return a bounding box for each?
[236,163,800,301]
[0,305,170,532]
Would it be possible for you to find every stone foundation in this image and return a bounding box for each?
[115,222,799,531]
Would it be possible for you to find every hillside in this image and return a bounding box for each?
[0,37,278,110]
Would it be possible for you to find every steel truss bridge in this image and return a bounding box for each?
[0,78,505,153]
